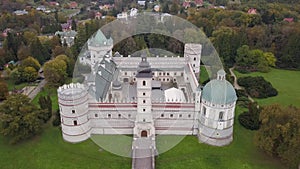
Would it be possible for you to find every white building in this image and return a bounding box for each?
[58,29,237,167]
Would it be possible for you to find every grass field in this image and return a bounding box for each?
[0,107,286,169]
[0,68,297,169]
[31,86,59,111]
[234,68,300,107]
[5,79,29,91]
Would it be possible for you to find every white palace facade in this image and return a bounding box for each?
[57,30,238,148]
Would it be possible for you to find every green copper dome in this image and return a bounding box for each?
[202,70,237,105]
[89,29,113,47]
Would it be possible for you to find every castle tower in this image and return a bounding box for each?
[88,29,113,71]
[133,52,155,138]
[57,83,91,143]
[184,43,202,77]
[198,70,237,146]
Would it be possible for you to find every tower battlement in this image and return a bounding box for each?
[57,83,88,102]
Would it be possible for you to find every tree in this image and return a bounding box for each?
[20,56,41,71]
[55,54,75,77]
[0,94,45,144]
[211,26,242,67]
[0,81,8,101]
[30,38,51,64]
[255,104,300,168]
[38,95,52,123]
[238,102,260,130]
[263,52,276,67]
[236,45,271,72]
[43,58,67,86]
[17,45,32,61]
[22,66,38,82]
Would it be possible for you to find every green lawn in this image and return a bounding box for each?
[0,68,296,169]
[200,65,209,84]
[234,68,300,107]
[5,79,29,91]
[0,107,286,169]
[31,86,59,111]
[0,127,131,169]
[156,106,285,169]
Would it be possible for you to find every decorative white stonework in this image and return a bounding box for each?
[59,33,237,147]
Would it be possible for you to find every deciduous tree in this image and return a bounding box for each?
[255,104,300,168]
[0,94,45,144]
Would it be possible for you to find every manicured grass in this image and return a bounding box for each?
[5,79,29,91]
[234,68,300,107]
[0,107,286,169]
[200,65,209,84]
[156,106,285,169]
[31,86,59,111]
[0,127,131,169]
[0,68,295,169]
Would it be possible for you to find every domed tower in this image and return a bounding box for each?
[57,83,91,143]
[198,70,237,146]
[88,29,113,70]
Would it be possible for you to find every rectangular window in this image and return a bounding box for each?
[72,110,75,114]
[143,109,146,112]
[143,92,146,96]
[203,106,206,116]
[108,114,111,118]
[219,112,224,121]
[143,81,146,86]
[143,100,146,103]
[95,114,98,118]
[73,120,77,126]
[167,73,169,76]
[170,114,173,118]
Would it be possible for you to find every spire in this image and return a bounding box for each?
[217,69,226,81]
[136,51,152,78]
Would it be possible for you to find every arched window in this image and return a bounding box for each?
[219,112,224,121]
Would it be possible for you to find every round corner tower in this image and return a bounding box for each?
[198,69,237,146]
[57,83,91,143]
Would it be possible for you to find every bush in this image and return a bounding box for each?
[237,76,278,98]
[238,102,260,130]
[52,110,61,127]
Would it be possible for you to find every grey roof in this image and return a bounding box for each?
[88,29,113,47]
[136,53,152,78]
[202,79,237,105]
[55,30,77,37]
[95,57,117,101]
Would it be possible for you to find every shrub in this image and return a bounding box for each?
[237,76,278,98]
[52,110,61,127]
[238,102,260,130]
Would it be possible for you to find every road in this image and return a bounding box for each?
[229,67,254,102]
[28,79,47,101]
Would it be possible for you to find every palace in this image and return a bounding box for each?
[57,30,238,165]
